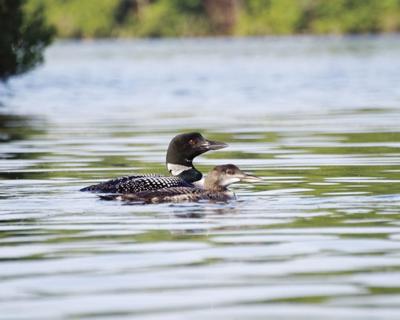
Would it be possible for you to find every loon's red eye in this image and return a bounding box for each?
[189,139,196,145]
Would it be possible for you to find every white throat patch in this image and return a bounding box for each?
[221,177,241,186]
[167,163,192,176]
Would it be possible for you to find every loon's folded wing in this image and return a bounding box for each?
[82,175,192,193]
[80,173,163,192]
[114,176,192,193]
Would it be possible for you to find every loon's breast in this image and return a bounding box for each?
[81,174,192,193]
[100,187,235,203]
[192,177,205,189]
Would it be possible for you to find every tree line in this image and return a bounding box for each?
[29,0,400,38]
[2,0,400,79]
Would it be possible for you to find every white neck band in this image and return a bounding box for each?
[167,163,192,176]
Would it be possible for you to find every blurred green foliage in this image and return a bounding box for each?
[123,0,211,37]
[237,0,304,35]
[22,0,400,38]
[238,0,400,35]
[28,0,118,38]
[0,0,54,79]
[1,0,399,78]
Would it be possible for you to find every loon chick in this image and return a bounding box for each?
[100,164,261,203]
[80,132,227,193]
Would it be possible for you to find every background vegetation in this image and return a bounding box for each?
[0,0,54,79]
[27,0,400,38]
[2,0,400,78]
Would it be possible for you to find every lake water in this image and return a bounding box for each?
[1,36,400,319]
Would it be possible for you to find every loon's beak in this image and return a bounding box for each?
[238,173,262,183]
[202,139,228,151]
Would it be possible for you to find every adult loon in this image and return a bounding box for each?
[80,132,227,193]
[100,164,261,203]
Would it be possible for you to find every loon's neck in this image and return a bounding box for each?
[167,162,193,176]
[178,168,203,183]
[167,162,203,183]
[203,173,229,192]
[204,182,227,192]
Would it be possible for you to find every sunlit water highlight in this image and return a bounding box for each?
[1,36,400,319]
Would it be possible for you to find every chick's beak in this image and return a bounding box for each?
[238,173,262,183]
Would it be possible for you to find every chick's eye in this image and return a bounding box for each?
[226,169,233,175]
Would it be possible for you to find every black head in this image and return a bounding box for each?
[204,164,262,191]
[166,132,227,166]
